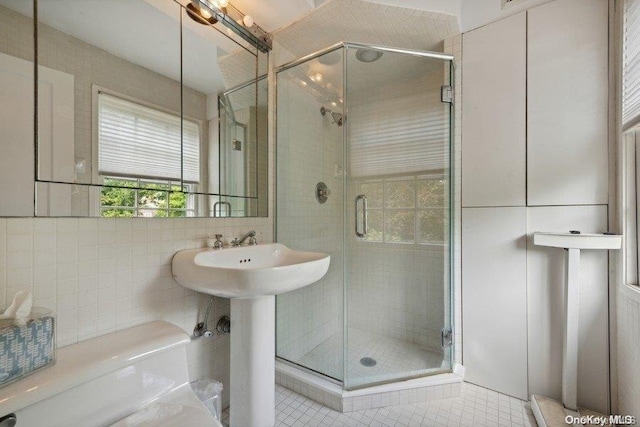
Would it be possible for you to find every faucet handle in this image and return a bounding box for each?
[230,238,241,247]
[248,236,258,246]
[209,234,224,250]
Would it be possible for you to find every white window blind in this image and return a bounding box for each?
[98,92,200,183]
[349,78,448,177]
[624,0,640,131]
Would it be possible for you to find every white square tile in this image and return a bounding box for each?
[7,218,32,235]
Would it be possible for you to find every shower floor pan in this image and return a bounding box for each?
[276,328,464,413]
[298,327,445,388]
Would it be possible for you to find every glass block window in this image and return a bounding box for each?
[358,175,447,245]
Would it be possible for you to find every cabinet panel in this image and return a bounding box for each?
[527,0,608,206]
[462,207,528,399]
[526,205,609,413]
[462,13,526,207]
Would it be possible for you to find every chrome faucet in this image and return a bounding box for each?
[211,234,224,250]
[231,230,257,247]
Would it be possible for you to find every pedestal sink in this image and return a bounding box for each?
[172,243,330,427]
[531,232,621,427]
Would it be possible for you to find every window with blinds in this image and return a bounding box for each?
[98,92,200,183]
[349,79,447,177]
[623,0,640,131]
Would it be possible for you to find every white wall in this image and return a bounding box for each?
[0,216,273,408]
[460,0,554,32]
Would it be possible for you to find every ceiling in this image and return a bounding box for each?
[1,0,467,96]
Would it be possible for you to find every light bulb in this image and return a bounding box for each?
[243,15,254,27]
[199,6,212,19]
[314,73,323,82]
[217,0,228,6]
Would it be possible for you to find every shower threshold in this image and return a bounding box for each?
[275,360,464,413]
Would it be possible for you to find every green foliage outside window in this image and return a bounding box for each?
[100,178,190,217]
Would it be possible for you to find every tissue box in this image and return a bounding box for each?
[0,308,55,387]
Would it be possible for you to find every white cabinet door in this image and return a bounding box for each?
[527,0,608,206]
[527,205,609,414]
[462,207,528,399]
[462,13,526,208]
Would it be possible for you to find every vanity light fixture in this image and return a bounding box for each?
[186,1,218,25]
[243,15,254,27]
[185,0,272,53]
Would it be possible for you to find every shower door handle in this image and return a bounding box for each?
[355,195,367,238]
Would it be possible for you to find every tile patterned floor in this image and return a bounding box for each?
[297,327,445,387]
[222,382,537,426]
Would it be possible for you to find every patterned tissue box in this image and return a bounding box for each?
[0,308,55,387]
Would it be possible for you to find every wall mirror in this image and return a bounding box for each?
[0,0,268,217]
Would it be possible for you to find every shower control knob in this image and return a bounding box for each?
[203,330,214,338]
[316,182,330,204]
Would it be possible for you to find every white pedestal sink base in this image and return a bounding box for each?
[562,248,579,411]
[531,232,621,426]
[230,296,275,427]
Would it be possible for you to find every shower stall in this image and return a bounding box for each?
[275,42,454,392]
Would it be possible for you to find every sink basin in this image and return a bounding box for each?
[171,243,330,299]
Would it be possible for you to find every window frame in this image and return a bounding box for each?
[619,0,640,297]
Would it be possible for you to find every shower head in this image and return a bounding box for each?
[320,107,343,127]
[331,112,343,126]
[355,48,383,63]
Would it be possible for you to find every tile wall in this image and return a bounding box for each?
[0,216,273,407]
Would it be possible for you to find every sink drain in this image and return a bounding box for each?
[360,357,377,367]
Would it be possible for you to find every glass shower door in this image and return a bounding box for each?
[275,47,346,382]
[344,46,453,389]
